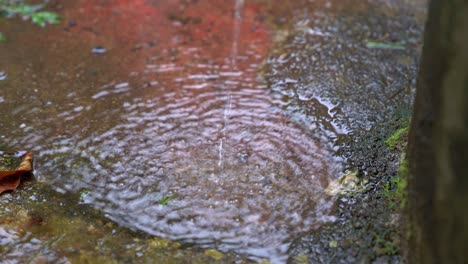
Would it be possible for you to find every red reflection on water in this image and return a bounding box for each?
[67,0,271,57]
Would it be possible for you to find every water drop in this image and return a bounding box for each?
[74,106,84,112]
[92,46,107,54]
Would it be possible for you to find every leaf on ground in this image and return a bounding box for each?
[0,32,5,42]
[366,41,405,50]
[31,12,60,27]
[0,152,33,193]
[159,194,176,205]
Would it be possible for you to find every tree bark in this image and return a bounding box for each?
[407,0,468,263]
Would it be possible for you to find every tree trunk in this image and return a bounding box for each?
[407,0,468,263]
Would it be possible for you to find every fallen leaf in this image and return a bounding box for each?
[0,152,33,193]
[159,194,176,205]
[366,41,405,50]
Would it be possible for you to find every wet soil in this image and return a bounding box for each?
[0,180,252,264]
[289,114,412,263]
[260,0,425,262]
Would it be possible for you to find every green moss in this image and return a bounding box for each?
[377,240,400,255]
[373,231,400,256]
[383,156,408,209]
[396,157,409,208]
[148,238,170,249]
[0,1,60,27]
[204,249,224,260]
[0,182,249,263]
[293,254,309,264]
[385,126,409,149]
[76,252,119,264]
[0,153,21,170]
[406,222,413,241]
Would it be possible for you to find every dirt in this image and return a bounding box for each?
[287,113,411,263]
[0,179,253,264]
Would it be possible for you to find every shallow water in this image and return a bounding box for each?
[0,0,425,262]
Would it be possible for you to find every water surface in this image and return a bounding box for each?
[0,0,425,262]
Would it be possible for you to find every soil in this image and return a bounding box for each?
[288,113,411,263]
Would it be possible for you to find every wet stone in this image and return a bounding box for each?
[91,46,107,54]
[146,41,157,47]
[236,150,250,163]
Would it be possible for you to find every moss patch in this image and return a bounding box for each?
[385,127,409,149]
[0,1,60,27]
[373,231,400,256]
[0,181,253,263]
[204,249,224,261]
[383,156,408,209]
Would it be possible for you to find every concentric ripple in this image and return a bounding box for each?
[76,56,341,261]
[22,47,343,261]
[13,34,337,264]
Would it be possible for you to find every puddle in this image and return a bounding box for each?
[0,0,426,262]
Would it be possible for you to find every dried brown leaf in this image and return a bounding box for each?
[0,174,21,193]
[0,152,33,193]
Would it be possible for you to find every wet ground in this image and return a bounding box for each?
[0,0,426,263]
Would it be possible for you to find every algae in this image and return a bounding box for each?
[373,231,400,256]
[383,156,408,209]
[293,254,309,264]
[0,181,252,263]
[0,154,19,170]
[0,1,60,27]
[203,249,224,261]
[385,126,409,149]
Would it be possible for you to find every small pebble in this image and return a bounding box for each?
[354,221,363,229]
[92,46,107,54]
[73,106,84,112]
[0,71,7,80]
[146,41,157,47]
